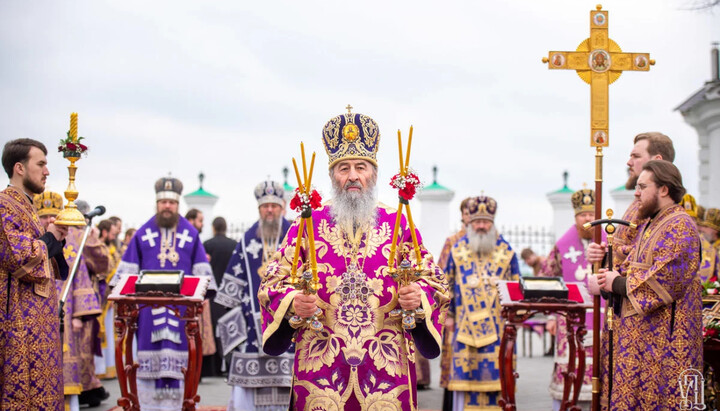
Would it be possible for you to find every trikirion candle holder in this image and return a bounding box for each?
[55,112,88,227]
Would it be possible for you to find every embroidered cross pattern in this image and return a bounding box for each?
[142,228,159,247]
[176,229,193,248]
[563,246,582,264]
[246,238,263,259]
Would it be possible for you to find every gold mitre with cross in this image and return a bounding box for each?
[34,191,64,217]
[322,105,380,169]
[571,188,595,215]
[680,193,698,218]
[466,195,497,222]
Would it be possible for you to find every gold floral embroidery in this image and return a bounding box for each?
[296,329,341,373]
[63,245,77,260]
[368,330,408,378]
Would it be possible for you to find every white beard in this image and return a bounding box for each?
[330,177,378,234]
[466,224,498,257]
[258,216,281,240]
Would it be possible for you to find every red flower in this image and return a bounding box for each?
[66,142,77,151]
[309,190,322,209]
[708,288,718,295]
[290,193,302,212]
[706,327,719,338]
[78,144,88,151]
[399,184,416,201]
[58,146,63,152]
[711,276,718,283]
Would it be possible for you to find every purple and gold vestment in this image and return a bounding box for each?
[114,215,216,410]
[58,227,107,396]
[444,233,520,409]
[699,236,719,282]
[437,228,465,390]
[259,203,449,410]
[601,204,702,410]
[0,186,64,410]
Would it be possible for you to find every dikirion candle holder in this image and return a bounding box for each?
[54,112,88,227]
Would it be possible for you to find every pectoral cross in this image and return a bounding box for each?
[543,5,654,147]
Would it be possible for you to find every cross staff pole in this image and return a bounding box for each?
[542,6,654,410]
[584,210,636,406]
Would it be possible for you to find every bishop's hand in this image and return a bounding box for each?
[293,293,318,318]
[586,241,607,264]
[398,283,422,311]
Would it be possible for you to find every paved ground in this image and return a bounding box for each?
[89,330,555,410]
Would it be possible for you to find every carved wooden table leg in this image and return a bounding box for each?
[570,317,587,411]
[499,319,518,411]
[115,302,140,411]
[193,303,203,399]
[561,311,578,411]
[182,303,201,411]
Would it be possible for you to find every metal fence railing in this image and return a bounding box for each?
[498,225,555,260]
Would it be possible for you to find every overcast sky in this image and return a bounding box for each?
[1,0,718,232]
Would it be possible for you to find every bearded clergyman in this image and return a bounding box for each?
[596,160,702,409]
[258,107,449,410]
[442,195,520,410]
[539,188,605,411]
[111,176,216,411]
[214,180,293,411]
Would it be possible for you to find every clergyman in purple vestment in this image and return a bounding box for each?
[0,139,69,410]
[111,176,216,411]
[259,108,449,410]
[35,191,110,410]
[596,160,702,410]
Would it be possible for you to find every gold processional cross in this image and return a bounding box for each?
[542,6,654,411]
[542,4,654,147]
[542,4,655,411]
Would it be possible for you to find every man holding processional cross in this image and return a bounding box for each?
[258,106,449,410]
[539,4,702,411]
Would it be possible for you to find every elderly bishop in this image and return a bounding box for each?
[215,180,293,411]
[259,108,449,410]
[443,195,520,410]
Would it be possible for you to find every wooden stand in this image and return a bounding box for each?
[109,275,211,411]
[497,281,593,411]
